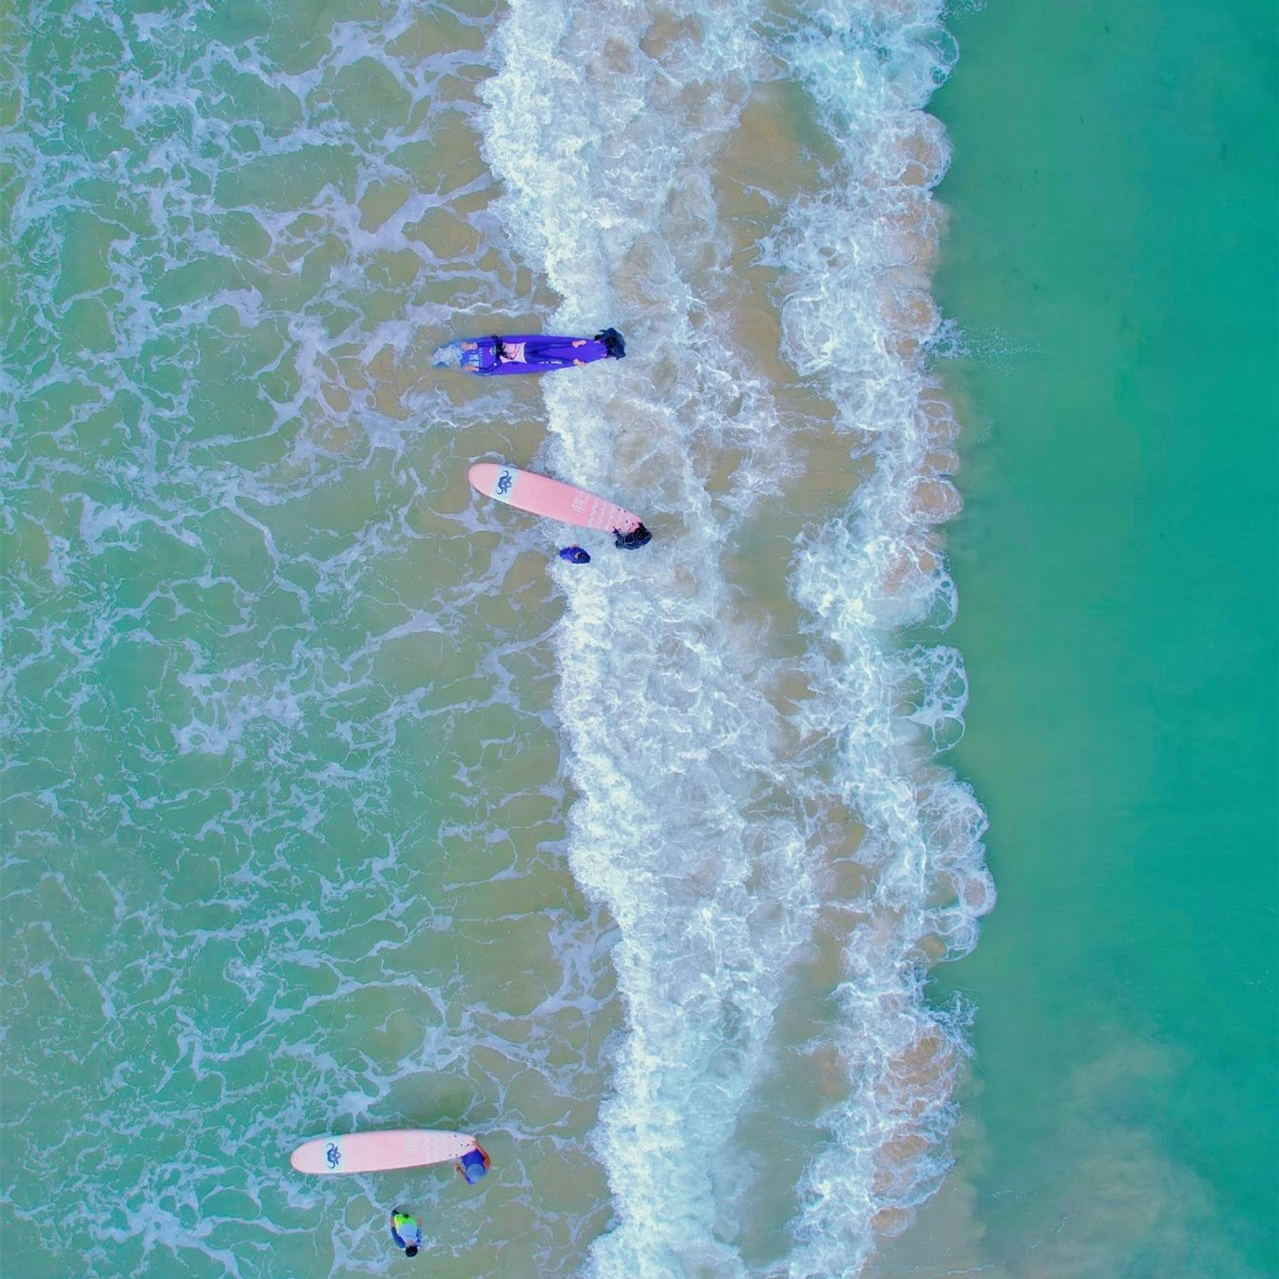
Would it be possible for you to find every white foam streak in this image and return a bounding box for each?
[479,0,995,1271]
[766,5,994,1274]
[481,4,827,1276]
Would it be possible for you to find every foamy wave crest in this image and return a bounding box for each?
[761,3,995,1274]
[480,4,843,1277]
[480,0,993,1273]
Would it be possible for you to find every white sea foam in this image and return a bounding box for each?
[762,5,994,1274]
[480,4,834,1276]
[479,1,993,1276]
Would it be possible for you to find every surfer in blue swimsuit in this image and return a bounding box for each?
[390,1208,423,1257]
[595,327,625,358]
[455,1144,491,1184]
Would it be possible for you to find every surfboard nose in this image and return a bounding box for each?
[467,462,496,495]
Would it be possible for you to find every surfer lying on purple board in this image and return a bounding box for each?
[454,327,625,375]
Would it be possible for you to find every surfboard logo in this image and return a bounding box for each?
[496,469,513,497]
[325,1143,341,1169]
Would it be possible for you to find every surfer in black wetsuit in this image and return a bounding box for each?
[594,327,626,359]
[613,523,652,550]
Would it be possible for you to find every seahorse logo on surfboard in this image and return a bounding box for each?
[325,1143,341,1169]
[495,469,514,497]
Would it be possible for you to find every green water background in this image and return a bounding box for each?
[873,1,1278,1275]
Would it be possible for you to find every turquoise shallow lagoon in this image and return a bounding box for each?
[874,2,1278,1276]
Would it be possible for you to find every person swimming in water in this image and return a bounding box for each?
[594,327,626,359]
[613,522,652,550]
[558,546,591,564]
[390,1208,423,1258]
[455,1144,491,1185]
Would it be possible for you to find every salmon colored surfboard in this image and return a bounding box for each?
[290,1129,478,1175]
[468,462,643,535]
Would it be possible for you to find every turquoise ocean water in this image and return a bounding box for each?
[871,4,1278,1277]
[2,1,1274,1278]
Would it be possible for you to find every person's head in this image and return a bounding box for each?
[405,1245,419,1257]
[614,522,652,550]
[598,328,625,359]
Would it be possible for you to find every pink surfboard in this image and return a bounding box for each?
[469,462,643,535]
[290,1129,478,1175]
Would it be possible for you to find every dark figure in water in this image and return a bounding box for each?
[594,327,626,358]
[614,523,652,551]
[390,1208,423,1258]
[559,546,591,564]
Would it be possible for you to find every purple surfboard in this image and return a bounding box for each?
[438,328,626,375]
